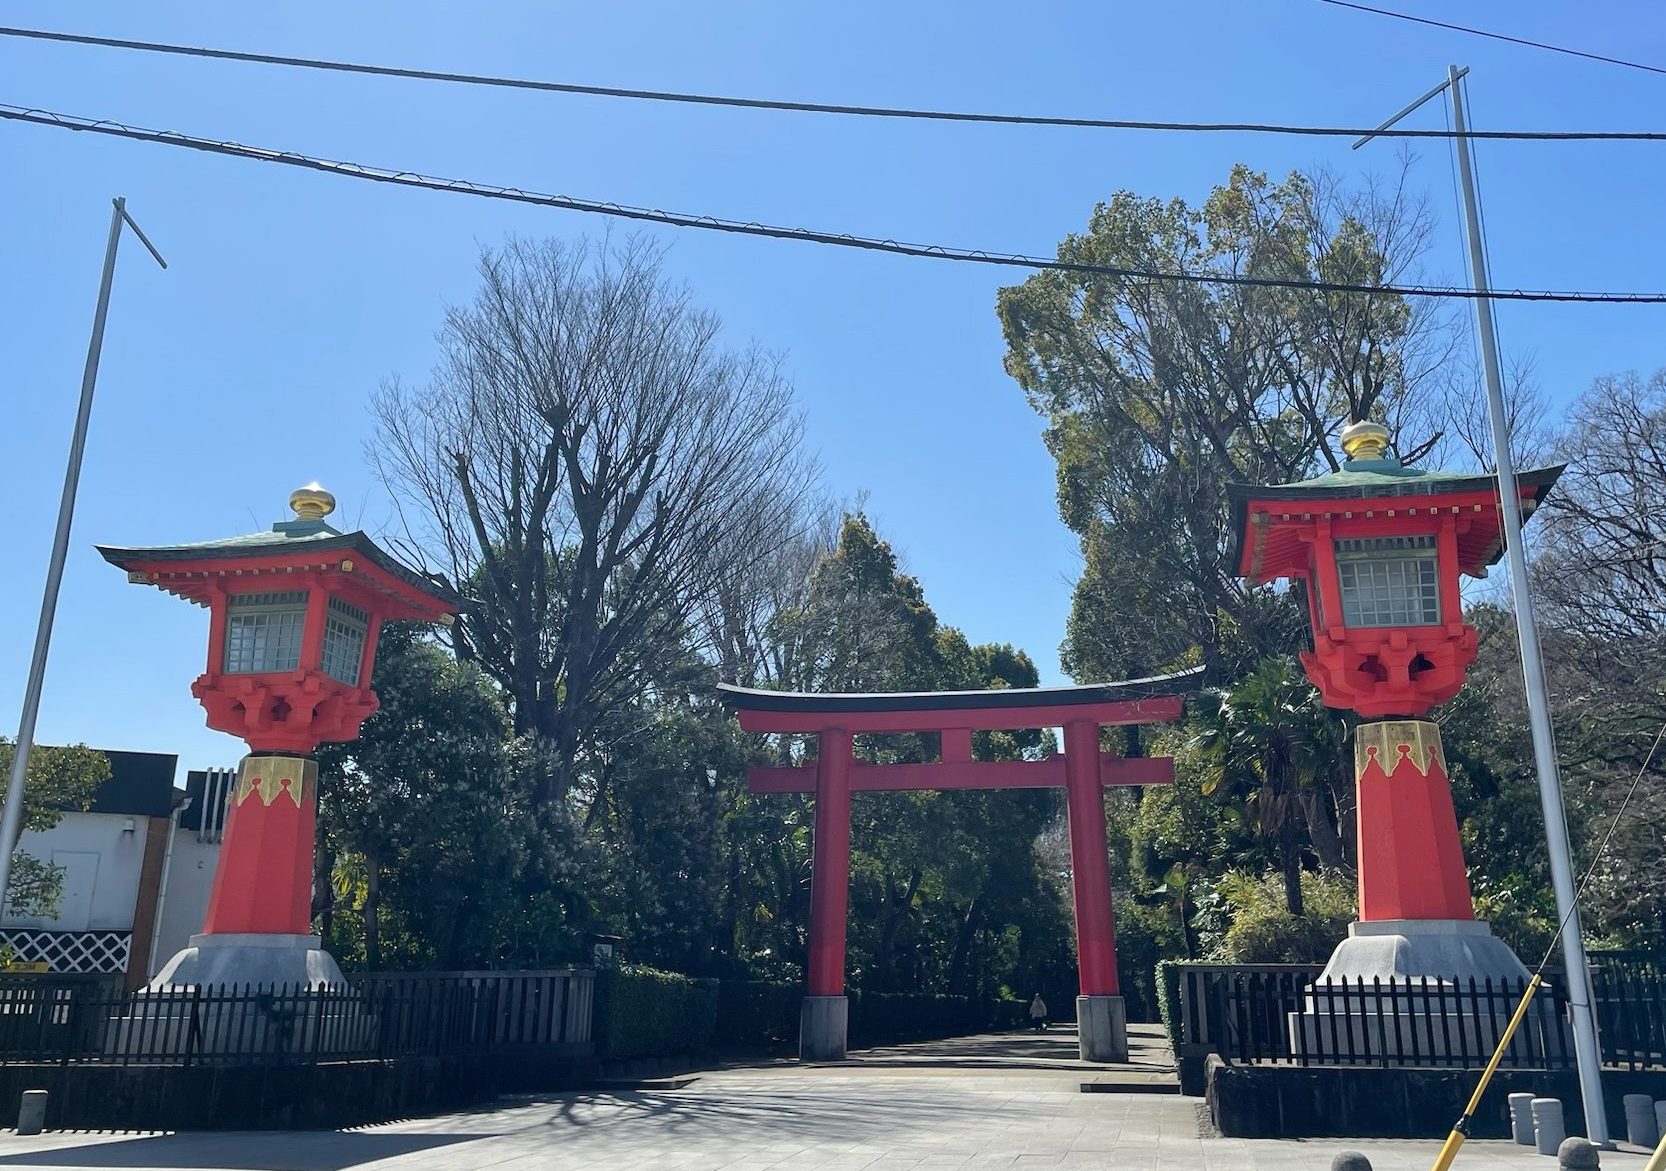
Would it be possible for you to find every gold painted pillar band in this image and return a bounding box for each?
[232,755,317,807]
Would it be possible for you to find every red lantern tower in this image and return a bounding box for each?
[100,484,455,986]
[1229,421,1561,991]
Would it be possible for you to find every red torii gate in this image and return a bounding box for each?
[719,669,1200,1063]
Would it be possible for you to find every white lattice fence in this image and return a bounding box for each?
[0,930,131,973]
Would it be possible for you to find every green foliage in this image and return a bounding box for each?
[316,625,545,970]
[0,740,109,835]
[1211,869,1356,963]
[999,163,1442,680]
[1154,959,1184,1059]
[849,990,988,1044]
[1191,658,1350,915]
[594,964,720,1060]
[712,979,802,1048]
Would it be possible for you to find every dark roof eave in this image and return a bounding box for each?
[1225,464,1566,575]
[97,531,459,606]
[717,666,1205,714]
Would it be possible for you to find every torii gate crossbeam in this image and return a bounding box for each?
[719,668,1200,1063]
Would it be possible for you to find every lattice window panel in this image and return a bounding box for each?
[321,597,369,684]
[0,930,131,973]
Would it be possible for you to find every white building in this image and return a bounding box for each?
[0,750,232,988]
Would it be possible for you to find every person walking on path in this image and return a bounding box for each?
[1029,993,1048,1032]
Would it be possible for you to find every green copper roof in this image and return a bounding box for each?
[97,518,457,604]
[1225,453,1565,576]
[1231,457,1563,504]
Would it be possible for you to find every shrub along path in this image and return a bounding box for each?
[0,1027,1657,1169]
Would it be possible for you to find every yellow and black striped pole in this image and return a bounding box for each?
[1429,973,1544,1171]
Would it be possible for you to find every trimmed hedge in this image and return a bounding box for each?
[1154,960,1184,1059]
[600,969,1033,1058]
[710,981,1031,1049]
[593,965,718,1060]
[712,980,801,1048]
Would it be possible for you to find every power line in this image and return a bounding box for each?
[1313,0,1666,78]
[6,101,1666,305]
[2,24,1664,142]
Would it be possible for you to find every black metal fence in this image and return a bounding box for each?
[0,969,594,1067]
[1591,965,1666,1072]
[1178,962,1665,1073]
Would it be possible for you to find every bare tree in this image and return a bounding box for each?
[698,493,838,688]
[374,235,811,805]
[1445,355,1556,472]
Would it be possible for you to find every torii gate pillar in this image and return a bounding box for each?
[802,728,853,1060]
[1063,719,1127,1061]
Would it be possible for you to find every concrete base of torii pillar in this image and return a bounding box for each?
[800,995,848,1063]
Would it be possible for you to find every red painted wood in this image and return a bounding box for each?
[202,763,316,936]
[1355,726,1474,922]
[1063,721,1120,996]
[806,730,853,998]
[733,694,1183,735]
[117,549,453,622]
[111,527,456,944]
[745,753,1174,794]
[1237,487,1540,718]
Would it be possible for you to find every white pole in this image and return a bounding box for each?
[0,198,165,907]
[1445,64,1609,1146]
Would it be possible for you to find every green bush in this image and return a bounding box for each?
[703,982,1036,1052]
[1217,869,1354,963]
[712,979,799,1048]
[849,991,984,1043]
[1153,959,1184,1057]
[593,964,719,1060]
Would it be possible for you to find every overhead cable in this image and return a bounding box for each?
[1313,0,1666,78]
[1,24,1664,142]
[6,102,1666,305]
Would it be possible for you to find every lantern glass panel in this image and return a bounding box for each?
[321,596,370,685]
[225,591,308,673]
[1334,535,1441,627]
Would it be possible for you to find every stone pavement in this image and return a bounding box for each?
[0,1025,1655,1169]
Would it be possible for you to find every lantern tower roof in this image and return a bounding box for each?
[97,483,457,621]
[1227,429,1563,584]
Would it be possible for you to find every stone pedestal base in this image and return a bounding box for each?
[112,935,366,1059]
[1319,919,1530,984]
[1077,995,1128,1063]
[1288,919,1560,1063]
[149,933,348,989]
[800,995,848,1062]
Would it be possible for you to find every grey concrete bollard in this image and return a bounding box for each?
[15,1090,47,1136]
[1331,1152,1373,1171]
[1534,1098,1567,1156]
[1557,1136,1600,1168]
[1510,1091,1538,1145]
[1624,1094,1660,1147]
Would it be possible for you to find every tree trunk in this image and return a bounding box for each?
[946,895,982,997]
[874,868,922,991]
[363,859,381,971]
[1299,786,1348,871]
[1281,836,1305,918]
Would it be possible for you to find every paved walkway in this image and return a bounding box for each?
[0,1027,1656,1169]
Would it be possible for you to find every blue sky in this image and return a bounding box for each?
[2,1,1663,775]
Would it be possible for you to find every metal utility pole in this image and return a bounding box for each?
[1355,68,1608,1145]
[1,199,166,907]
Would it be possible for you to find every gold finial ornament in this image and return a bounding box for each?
[1340,420,1391,462]
[289,483,336,521]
